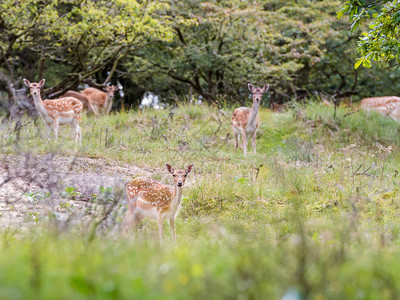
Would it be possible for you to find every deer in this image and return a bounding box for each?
[123,163,194,244]
[80,85,119,115]
[231,83,269,155]
[360,96,400,121]
[23,79,83,145]
[60,90,94,114]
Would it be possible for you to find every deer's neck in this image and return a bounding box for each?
[248,101,260,128]
[32,93,49,118]
[106,95,113,105]
[171,185,183,212]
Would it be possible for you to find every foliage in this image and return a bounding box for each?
[129,0,400,103]
[141,0,352,101]
[339,0,400,68]
[0,0,177,96]
[2,0,399,108]
[62,187,81,200]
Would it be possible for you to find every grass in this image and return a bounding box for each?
[2,101,400,299]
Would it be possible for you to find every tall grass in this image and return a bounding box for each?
[1,102,400,298]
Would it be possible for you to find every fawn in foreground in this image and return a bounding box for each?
[123,163,194,243]
[23,79,83,145]
[231,83,269,155]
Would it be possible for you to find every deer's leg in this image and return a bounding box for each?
[234,133,240,151]
[74,121,82,146]
[169,217,176,243]
[241,129,248,156]
[44,122,52,138]
[106,100,113,115]
[70,118,81,146]
[156,211,164,244]
[88,101,99,116]
[100,103,107,115]
[126,211,144,235]
[94,104,101,115]
[77,124,82,145]
[122,209,134,235]
[252,130,257,154]
[52,118,59,140]
[132,213,144,236]
[70,119,76,138]
[123,200,139,235]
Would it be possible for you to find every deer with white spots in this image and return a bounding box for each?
[80,86,119,115]
[123,163,194,243]
[60,90,93,114]
[360,96,400,121]
[23,79,83,145]
[231,83,269,155]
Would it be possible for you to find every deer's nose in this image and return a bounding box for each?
[177,181,183,186]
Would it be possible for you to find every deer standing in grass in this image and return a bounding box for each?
[231,83,269,155]
[80,86,119,115]
[23,79,83,145]
[360,96,400,121]
[123,163,194,243]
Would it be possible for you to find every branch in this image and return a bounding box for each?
[103,49,128,85]
[174,27,187,44]
[74,33,89,72]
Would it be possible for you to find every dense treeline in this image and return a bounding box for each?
[1,0,400,109]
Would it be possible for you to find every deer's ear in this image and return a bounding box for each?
[248,84,254,93]
[166,163,174,174]
[38,79,45,87]
[263,84,269,92]
[114,85,120,91]
[23,79,31,87]
[185,164,194,174]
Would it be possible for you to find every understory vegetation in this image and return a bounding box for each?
[1,102,400,299]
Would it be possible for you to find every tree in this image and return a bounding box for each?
[339,0,400,68]
[133,0,393,104]
[0,0,176,100]
[2,0,399,109]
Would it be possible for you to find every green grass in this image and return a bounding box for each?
[2,102,400,299]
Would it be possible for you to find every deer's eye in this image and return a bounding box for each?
[173,174,176,177]
[184,174,187,177]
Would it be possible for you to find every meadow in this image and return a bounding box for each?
[1,101,400,299]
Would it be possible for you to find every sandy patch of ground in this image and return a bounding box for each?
[0,154,154,229]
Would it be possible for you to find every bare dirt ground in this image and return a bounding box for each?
[0,154,154,229]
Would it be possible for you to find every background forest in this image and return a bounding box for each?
[1,0,400,107]
[3,1,400,299]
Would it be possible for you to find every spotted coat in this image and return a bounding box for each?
[61,90,90,111]
[125,177,175,214]
[123,164,194,243]
[42,97,83,121]
[23,78,83,145]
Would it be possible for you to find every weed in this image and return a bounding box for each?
[23,190,50,203]
[61,187,81,200]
